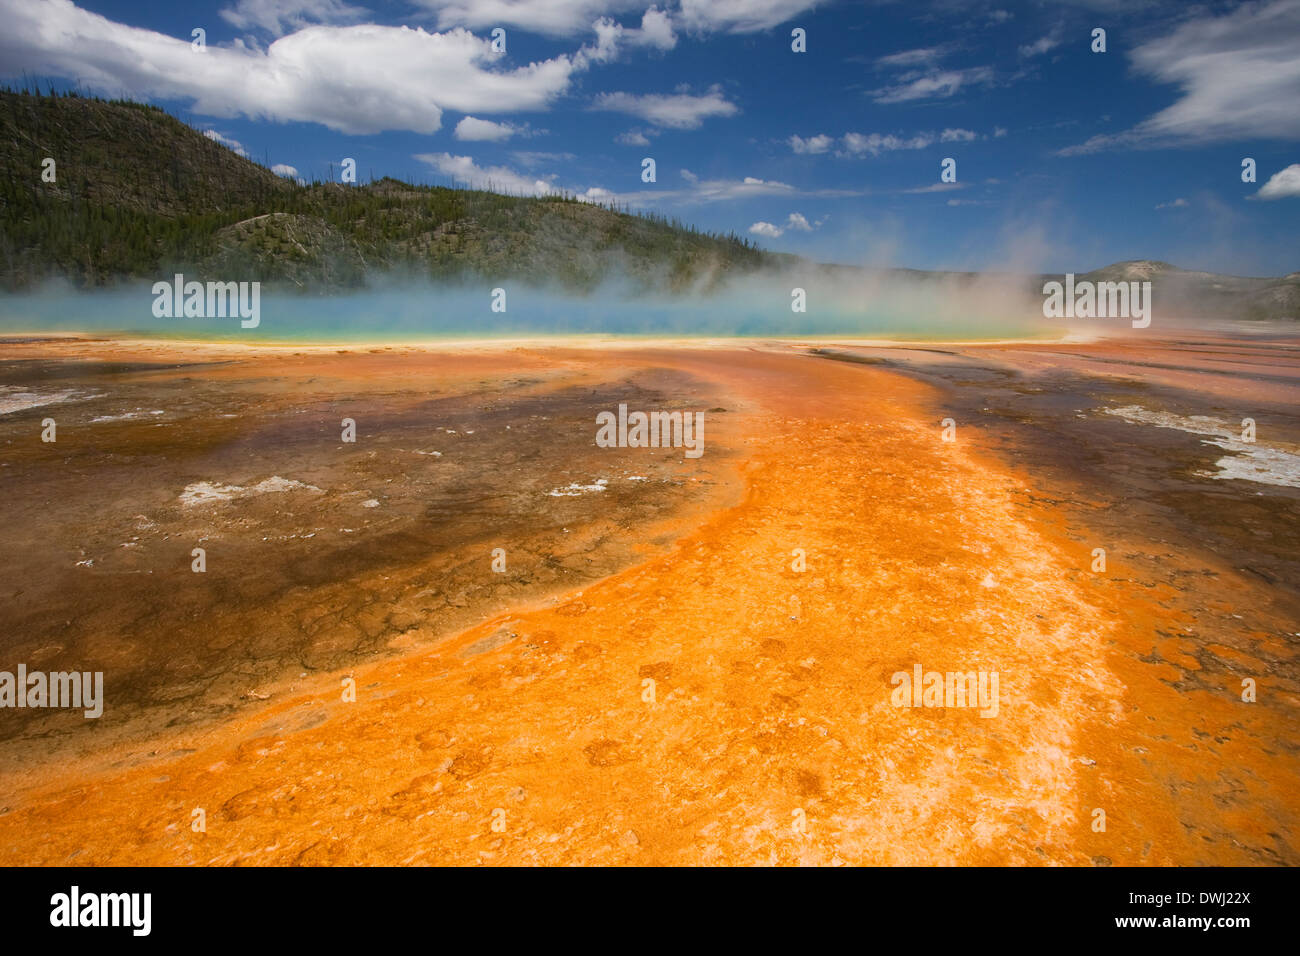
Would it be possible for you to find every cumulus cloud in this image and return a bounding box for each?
[578,186,618,204]
[417,0,817,37]
[789,133,834,154]
[415,152,555,195]
[585,16,626,62]
[748,211,820,238]
[1155,197,1190,209]
[203,129,248,157]
[841,132,934,156]
[271,162,307,184]
[678,0,826,34]
[615,128,653,145]
[788,129,982,157]
[1256,163,1300,199]
[584,5,676,55]
[637,6,677,49]
[591,86,738,128]
[219,0,367,36]
[411,0,639,36]
[1061,0,1300,152]
[0,0,586,135]
[454,116,518,141]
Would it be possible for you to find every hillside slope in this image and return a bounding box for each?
[1079,261,1300,323]
[0,90,770,292]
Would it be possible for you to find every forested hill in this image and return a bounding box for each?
[0,89,774,293]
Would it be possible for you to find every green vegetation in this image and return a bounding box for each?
[0,88,774,293]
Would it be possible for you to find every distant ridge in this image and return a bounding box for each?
[1078,260,1300,322]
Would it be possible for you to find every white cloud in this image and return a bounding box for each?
[873,40,995,105]
[871,66,995,104]
[1155,197,1190,209]
[903,182,963,194]
[1256,163,1300,199]
[841,132,934,156]
[615,128,653,145]
[203,129,248,157]
[579,5,674,55]
[748,211,818,238]
[412,0,642,37]
[454,116,518,141]
[676,174,793,201]
[1132,0,1300,143]
[789,133,834,154]
[579,186,618,203]
[410,163,840,212]
[592,86,738,128]
[679,0,826,34]
[417,0,815,37]
[0,0,586,135]
[271,162,306,184]
[549,174,857,209]
[993,126,1008,137]
[792,129,984,157]
[219,0,367,36]
[877,46,946,68]
[1018,28,1062,58]
[513,150,575,166]
[1062,0,1300,152]
[587,16,625,62]
[415,152,555,196]
[637,6,676,49]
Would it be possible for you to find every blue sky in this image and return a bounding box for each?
[2,0,1298,276]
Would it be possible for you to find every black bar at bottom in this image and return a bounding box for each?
[0,865,1289,943]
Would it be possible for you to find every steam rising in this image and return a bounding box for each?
[0,267,1057,342]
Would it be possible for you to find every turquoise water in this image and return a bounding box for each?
[0,280,1052,343]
